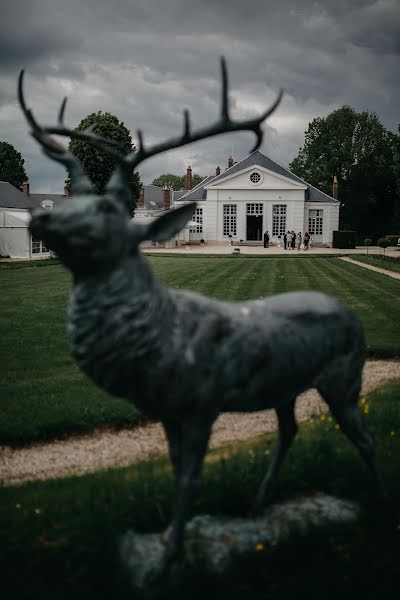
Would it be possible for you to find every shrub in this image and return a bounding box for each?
[385,235,400,246]
[332,230,357,249]
[378,238,390,249]
[378,237,390,259]
[364,238,372,255]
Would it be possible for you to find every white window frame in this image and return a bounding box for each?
[272,204,287,237]
[31,236,49,254]
[190,207,203,234]
[308,209,323,235]
[223,204,237,237]
[40,199,54,209]
[246,203,263,215]
[249,171,263,185]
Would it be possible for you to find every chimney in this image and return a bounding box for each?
[216,165,221,176]
[333,175,338,200]
[186,165,193,190]
[138,185,145,208]
[228,155,234,169]
[163,185,171,210]
[22,180,30,196]
[64,185,69,197]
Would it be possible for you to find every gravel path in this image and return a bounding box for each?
[1,360,399,487]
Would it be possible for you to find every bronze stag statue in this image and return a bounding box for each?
[19,60,382,581]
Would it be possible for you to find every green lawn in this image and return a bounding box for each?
[1,256,399,444]
[0,264,140,444]
[0,380,399,600]
[351,253,400,273]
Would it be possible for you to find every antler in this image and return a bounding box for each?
[19,58,282,176]
[18,70,125,194]
[124,57,283,169]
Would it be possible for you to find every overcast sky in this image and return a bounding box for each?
[1,0,399,193]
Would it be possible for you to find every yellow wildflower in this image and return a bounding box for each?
[335,424,340,430]
[255,543,264,551]
[360,398,366,405]
[320,415,326,421]
[390,431,395,437]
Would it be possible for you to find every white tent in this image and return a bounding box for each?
[0,209,32,258]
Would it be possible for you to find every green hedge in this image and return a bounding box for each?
[332,230,357,249]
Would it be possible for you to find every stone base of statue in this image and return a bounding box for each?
[120,494,359,589]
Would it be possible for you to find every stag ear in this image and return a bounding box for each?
[145,203,197,242]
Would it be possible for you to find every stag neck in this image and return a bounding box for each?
[71,251,171,312]
[69,251,174,373]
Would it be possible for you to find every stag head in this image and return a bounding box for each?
[19,59,282,274]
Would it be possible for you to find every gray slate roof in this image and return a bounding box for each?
[0,182,68,209]
[173,190,189,201]
[174,175,215,202]
[176,151,337,203]
[0,182,33,208]
[29,193,67,207]
[143,185,164,209]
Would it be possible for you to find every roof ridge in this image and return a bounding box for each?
[208,150,264,184]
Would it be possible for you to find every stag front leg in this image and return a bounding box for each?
[163,420,183,484]
[252,401,298,513]
[163,418,213,566]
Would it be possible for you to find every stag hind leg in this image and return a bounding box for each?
[252,400,298,513]
[317,370,385,496]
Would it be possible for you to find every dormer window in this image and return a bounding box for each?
[249,171,263,185]
[40,199,53,209]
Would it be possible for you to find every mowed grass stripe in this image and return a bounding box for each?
[328,259,399,301]
[1,256,399,443]
[0,265,139,444]
[151,257,271,301]
[149,256,215,290]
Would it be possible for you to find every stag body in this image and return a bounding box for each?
[69,259,363,420]
[64,240,376,566]
[64,244,377,566]
[20,61,382,580]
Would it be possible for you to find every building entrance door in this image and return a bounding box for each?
[246,215,263,241]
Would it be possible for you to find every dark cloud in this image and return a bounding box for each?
[0,0,398,192]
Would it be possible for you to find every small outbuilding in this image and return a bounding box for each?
[0,181,67,258]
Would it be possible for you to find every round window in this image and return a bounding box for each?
[250,172,261,184]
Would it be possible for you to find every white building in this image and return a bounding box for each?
[0,181,65,258]
[172,151,339,246]
[1,150,340,258]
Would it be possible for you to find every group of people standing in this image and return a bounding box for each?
[283,231,312,250]
[263,230,312,250]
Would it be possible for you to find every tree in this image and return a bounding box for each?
[378,237,390,259]
[0,141,27,189]
[389,125,400,231]
[289,106,398,237]
[65,112,141,213]
[151,172,204,190]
